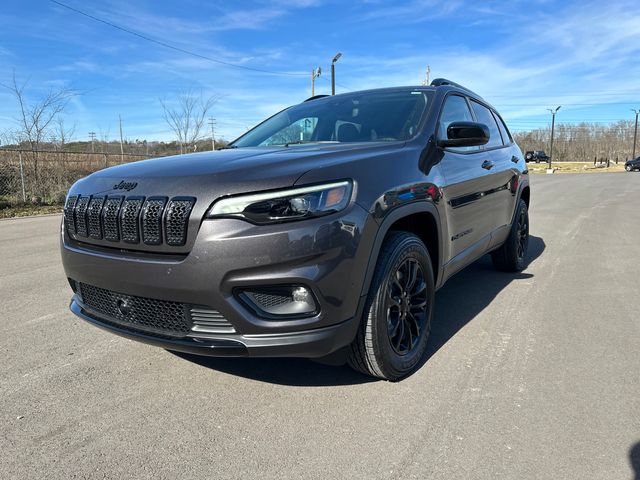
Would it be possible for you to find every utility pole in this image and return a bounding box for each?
[547,106,561,171]
[311,67,321,96]
[331,52,342,95]
[422,65,431,86]
[118,115,125,163]
[208,117,216,151]
[632,109,639,159]
[88,131,96,153]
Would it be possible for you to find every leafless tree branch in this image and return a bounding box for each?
[160,90,219,154]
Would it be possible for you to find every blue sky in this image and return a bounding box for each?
[1,0,640,143]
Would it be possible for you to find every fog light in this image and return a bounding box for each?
[239,285,318,318]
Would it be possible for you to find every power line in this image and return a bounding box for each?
[50,0,308,77]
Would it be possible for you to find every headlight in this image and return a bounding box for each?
[207,180,353,224]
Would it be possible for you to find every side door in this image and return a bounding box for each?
[468,99,517,236]
[438,94,496,267]
[493,109,520,231]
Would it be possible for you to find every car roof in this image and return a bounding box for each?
[298,81,506,122]
[304,83,489,106]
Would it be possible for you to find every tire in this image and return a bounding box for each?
[348,231,435,381]
[492,199,529,272]
[626,165,632,172]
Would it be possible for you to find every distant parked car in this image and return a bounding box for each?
[525,150,550,163]
[625,156,640,172]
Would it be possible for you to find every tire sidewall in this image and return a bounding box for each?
[369,236,435,380]
[512,200,528,270]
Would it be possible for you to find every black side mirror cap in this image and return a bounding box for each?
[438,121,490,148]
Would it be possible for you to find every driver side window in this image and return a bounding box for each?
[438,95,477,152]
[261,117,318,146]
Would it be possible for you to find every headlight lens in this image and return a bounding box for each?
[207,180,353,224]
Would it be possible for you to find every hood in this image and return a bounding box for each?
[70,142,405,199]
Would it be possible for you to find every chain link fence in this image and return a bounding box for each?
[0,149,152,208]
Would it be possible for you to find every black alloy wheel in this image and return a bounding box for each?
[515,205,529,262]
[386,258,428,356]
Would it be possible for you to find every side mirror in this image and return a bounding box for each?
[438,121,490,148]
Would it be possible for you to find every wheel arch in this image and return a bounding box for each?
[361,202,443,296]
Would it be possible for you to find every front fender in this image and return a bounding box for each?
[360,200,445,295]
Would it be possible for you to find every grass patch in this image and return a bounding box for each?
[0,204,63,219]
[528,162,627,174]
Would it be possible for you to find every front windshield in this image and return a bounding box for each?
[231,89,431,148]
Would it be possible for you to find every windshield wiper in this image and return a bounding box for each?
[220,144,238,149]
[283,140,339,147]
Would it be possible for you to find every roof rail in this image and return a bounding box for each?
[304,94,330,102]
[430,78,482,98]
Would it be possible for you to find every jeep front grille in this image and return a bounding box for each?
[76,282,235,337]
[87,196,105,239]
[74,196,90,237]
[120,197,144,243]
[102,196,123,242]
[164,197,194,246]
[141,197,167,245]
[64,194,195,248]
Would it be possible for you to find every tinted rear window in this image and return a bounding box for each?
[470,100,502,149]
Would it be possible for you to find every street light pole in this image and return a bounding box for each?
[547,106,561,170]
[311,67,321,96]
[208,117,216,151]
[331,52,342,95]
[632,109,639,159]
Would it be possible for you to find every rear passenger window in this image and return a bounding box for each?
[470,100,502,149]
[438,95,476,152]
[492,111,512,145]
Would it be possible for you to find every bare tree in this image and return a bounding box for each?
[160,90,218,154]
[50,117,76,150]
[0,128,17,147]
[2,72,76,185]
[513,120,637,163]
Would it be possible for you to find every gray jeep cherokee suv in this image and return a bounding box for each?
[61,79,530,380]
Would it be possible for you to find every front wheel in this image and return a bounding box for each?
[626,165,632,172]
[492,199,529,272]
[348,232,435,381]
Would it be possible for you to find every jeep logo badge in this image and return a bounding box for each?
[113,180,138,191]
[117,299,132,316]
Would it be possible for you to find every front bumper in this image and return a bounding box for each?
[71,297,362,357]
[62,203,377,357]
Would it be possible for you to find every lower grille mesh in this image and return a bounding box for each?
[251,291,293,309]
[78,283,191,336]
[76,283,235,337]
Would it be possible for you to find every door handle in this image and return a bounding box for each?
[511,156,519,163]
[481,160,494,170]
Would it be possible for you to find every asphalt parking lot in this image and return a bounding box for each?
[1,173,639,479]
